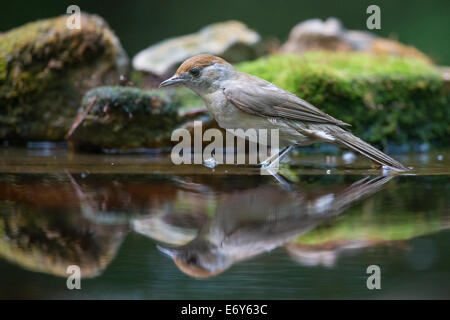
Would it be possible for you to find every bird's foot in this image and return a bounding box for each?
[259,149,281,168]
[259,145,296,169]
[259,158,274,169]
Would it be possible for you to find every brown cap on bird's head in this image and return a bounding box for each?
[159,54,232,88]
[176,54,230,74]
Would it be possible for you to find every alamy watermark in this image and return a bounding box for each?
[66,5,81,30]
[366,5,381,30]
[170,121,280,174]
[66,265,81,290]
[366,265,381,290]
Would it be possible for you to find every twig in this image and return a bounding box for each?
[65,96,97,140]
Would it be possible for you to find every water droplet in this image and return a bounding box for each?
[203,157,218,168]
[342,151,356,163]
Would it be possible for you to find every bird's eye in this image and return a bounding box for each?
[190,67,201,77]
[187,255,198,264]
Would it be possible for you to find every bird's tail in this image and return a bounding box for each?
[333,130,408,171]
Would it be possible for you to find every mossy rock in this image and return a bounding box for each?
[291,207,443,246]
[0,13,129,143]
[237,52,450,147]
[67,86,208,151]
[288,175,450,247]
[0,199,125,278]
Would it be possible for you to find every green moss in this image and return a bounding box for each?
[291,175,449,245]
[237,52,450,147]
[0,14,128,142]
[294,208,442,245]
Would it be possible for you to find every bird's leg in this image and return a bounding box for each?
[271,144,296,166]
[259,148,281,168]
[260,145,296,169]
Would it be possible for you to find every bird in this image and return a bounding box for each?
[157,175,393,278]
[160,54,408,171]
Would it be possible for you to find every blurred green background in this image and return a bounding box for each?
[1,0,449,64]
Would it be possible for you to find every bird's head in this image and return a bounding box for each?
[157,239,231,279]
[159,54,234,93]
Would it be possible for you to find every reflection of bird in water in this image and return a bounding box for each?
[158,175,393,278]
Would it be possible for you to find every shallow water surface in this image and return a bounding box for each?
[0,147,449,299]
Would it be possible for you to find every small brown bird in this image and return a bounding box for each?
[158,175,393,278]
[160,54,407,171]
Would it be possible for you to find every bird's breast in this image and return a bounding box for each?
[201,90,237,125]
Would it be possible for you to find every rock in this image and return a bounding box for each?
[132,21,261,78]
[66,86,215,151]
[281,17,355,53]
[369,38,433,63]
[237,52,450,147]
[281,17,432,63]
[0,175,126,277]
[286,185,450,268]
[0,13,129,143]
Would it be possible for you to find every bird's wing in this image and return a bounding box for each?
[223,73,350,127]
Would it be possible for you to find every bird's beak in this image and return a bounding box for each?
[157,244,181,258]
[159,74,185,88]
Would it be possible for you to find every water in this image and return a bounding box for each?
[0,147,449,299]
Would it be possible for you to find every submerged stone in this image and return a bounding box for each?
[0,13,129,143]
[237,52,450,147]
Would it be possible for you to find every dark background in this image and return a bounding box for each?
[1,0,449,65]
